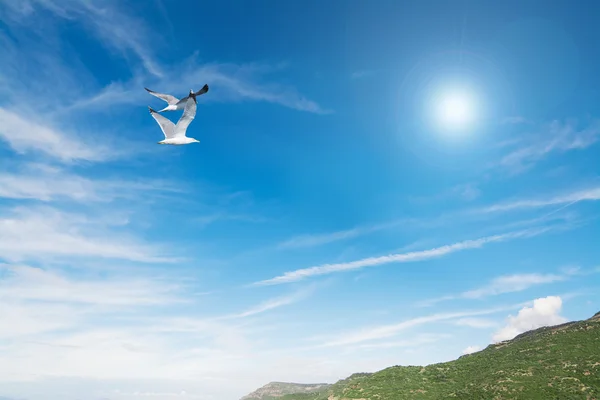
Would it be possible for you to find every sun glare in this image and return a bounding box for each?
[433,89,478,132]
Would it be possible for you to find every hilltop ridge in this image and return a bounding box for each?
[243,311,600,400]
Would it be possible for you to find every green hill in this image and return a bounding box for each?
[240,382,331,400]
[274,311,600,400]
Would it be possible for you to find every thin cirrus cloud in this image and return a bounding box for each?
[316,304,521,348]
[0,1,330,115]
[0,206,179,264]
[478,185,600,214]
[0,0,164,78]
[69,60,333,115]
[0,163,182,203]
[416,271,576,308]
[254,227,552,286]
[218,285,316,320]
[0,264,185,307]
[0,108,112,163]
[497,119,600,173]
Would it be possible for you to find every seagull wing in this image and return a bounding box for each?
[173,97,197,138]
[175,94,191,107]
[149,107,176,139]
[144,88,180,105]
[194,84,209,97]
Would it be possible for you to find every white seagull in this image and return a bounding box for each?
[144,84,209,112]
[149,91,200,145]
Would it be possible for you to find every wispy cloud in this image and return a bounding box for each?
[0,264,185,307]
[71,60,332,115]
[0,2,329,116]
[0,108,112,163]
[276,219,408,250]
[352,333,449,350]
[418,270,577,307]
[195,213,268,228]
[277,228,363,249]
[317,305,518,347]
[0,163,181,202]
[410,183,481,204]
[0,206,178,264]
[461,273,567,299]
[254,227,551,286]
[454,318,498,329]
[220,286,316,319]
[497,119,600,173]
[0,0,163,77]
[479,185,600,213]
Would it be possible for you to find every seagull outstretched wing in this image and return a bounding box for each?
[174,84,210,106]
[149,107,176,139]
[194,84,209,97]
[145,88,179,105]
[173,97,197,138]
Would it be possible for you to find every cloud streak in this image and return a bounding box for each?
[0,206,178,264]
[479,185,600,213]
[254,227,551,286]
[497,119,600,173]
[0,0,163,77]
[417,270,579,307]
[71,60,332,115]
[0,108,112,163]
[318,305,518,347]
[0,163,182,202]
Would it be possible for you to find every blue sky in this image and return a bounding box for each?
[1,0,599,399]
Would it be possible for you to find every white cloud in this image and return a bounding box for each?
[275,219,410,250]
[0,264,326,400]
[0,108,111,163]
[454,318,497,329]
[219,286,316,320]
[462,345,481,355]
[0,265,184,307]
[462,273,567,299]
[255,227,551,285]
[277,228,363,249]
[0,2,328,116]
[480,185,600,213]
[317,305,516,347]
[0,206,177,263]
[0,163,181,202]
[71,60,331,115]
[498,119,600,172]
[418,271,572,307]
[492,296,567,342]
[0,0,163,77]
[353,333,449,350]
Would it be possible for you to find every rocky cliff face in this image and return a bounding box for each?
[240,381,331,400]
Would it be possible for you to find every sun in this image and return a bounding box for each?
[433,90,478,132]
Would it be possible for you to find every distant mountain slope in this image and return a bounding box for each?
[240,382,331,400]
[276,311,600,400]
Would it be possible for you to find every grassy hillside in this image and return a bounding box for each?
[241,382,331,400]
[276,311,600,400]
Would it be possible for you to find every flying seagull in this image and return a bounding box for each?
[144,84,209,112]
[149,90,200,145]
